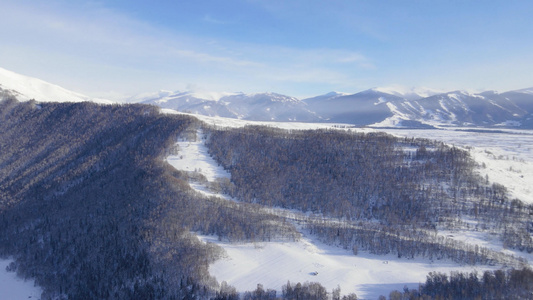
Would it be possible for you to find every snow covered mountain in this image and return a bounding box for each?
[303,88,533,128]
[303,89,405,125]
[0,67,112,104]
[385,90,533,128]
[139,91,321,122]
[1,66,532,128]
[372,86,443,101]
[138,86,533,128]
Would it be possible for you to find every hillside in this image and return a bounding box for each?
[1,68,533,299]
[0,99,301,299]
[0,67,112,104]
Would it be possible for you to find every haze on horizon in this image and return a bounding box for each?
[1,0,532,100]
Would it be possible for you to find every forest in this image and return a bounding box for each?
[1,97,533,299]
[0,99,298,299]
[204,125,533,266]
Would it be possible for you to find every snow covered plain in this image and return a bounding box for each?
[0,259,42,299]
[163,117,524,299]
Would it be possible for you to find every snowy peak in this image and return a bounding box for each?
[222,92,301,105]
[513,87,533,95]
[302,89,404,125]
[373,85,443,101]
[0,67,111,104]
[303,87,533,128]
[139,90,319,122]
[128,90,240,104]
[390,89,533,127]
[126,90,176,103]
[250,92,300,103]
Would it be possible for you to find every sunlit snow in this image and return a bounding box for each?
[165,130,230,182]
[0,67,112,104]
[0,259,41,300]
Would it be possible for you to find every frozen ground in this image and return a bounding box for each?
[200,233,488,299]
[0,259,41,300]
[164,124,516,299]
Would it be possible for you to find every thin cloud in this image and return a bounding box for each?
[202,14,229,25]
[0,0,377,97]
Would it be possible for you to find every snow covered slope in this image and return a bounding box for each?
[303,89,402,125]
[142,86,533,128]
[140,91,320,122]
[370,90,533,128]
[373,86,443,101]
[0,67,112,104]
[0,259,42,299]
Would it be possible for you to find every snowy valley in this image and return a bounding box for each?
[1,67,533,299]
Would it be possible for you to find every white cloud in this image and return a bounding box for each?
[0,0,377,98]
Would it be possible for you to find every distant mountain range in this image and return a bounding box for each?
[1,67,532,128]
[137,87,533,128]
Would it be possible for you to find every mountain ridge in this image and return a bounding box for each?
[1,67,532,128]
[0,67,112,104]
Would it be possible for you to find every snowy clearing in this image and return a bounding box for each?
[0,259,42,300]
[165,130,230,182]
[200,233,489,299]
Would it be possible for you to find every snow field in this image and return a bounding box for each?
[200,233,489,300]
[0,259,42,300]
[165,130,231,182]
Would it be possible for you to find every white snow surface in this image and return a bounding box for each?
[0,67,112,104]
[201,234,488,299]
[166,131,231,182]
[0,259,42,300]
[373,85,444,100]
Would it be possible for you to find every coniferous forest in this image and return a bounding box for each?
[205,126,532,265]
[1,98,533,299]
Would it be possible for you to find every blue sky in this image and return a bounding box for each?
[1,0,532,99]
